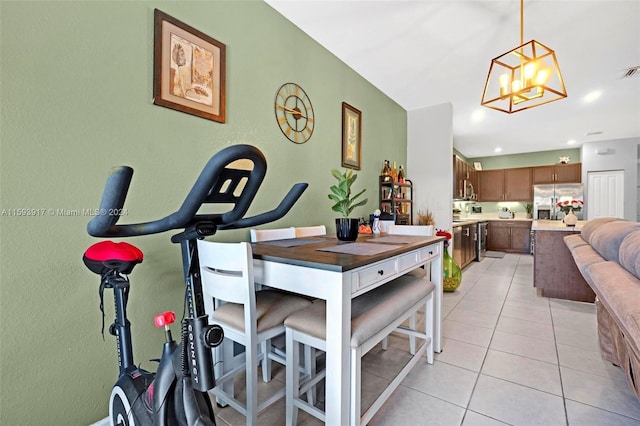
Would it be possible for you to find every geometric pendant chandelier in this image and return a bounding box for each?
[481,0,567,113]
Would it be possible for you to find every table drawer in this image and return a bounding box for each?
[353,258,398,292]
[397,245,440,273]
[418,245,440,263]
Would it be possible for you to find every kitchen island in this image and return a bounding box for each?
[531,220,595,302]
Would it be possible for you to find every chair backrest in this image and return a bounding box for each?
[294,225,327,238]
[387,224,433,236]
[249,227,296,242]
[198,240,255,310]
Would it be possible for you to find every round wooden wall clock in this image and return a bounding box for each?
[274,83,315,144]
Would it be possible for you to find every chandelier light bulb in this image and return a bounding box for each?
[499,73,511,96]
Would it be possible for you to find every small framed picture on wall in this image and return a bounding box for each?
[341,102,361,170]
[153,9,226,123]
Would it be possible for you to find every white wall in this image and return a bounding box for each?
[581,137,639,221]
[407,103,453,232]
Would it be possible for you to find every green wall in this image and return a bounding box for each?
[0,1,407,424]
[469,148,581,170]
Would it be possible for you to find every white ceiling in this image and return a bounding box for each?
[266,0,640,158]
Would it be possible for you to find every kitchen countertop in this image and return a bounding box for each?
[452,217,533,227]
[532,220,587,231]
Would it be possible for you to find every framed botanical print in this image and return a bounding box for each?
[341,102,361,170]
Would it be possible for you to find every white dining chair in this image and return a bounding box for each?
[284,274,435,425]
[249,227,296,242]
[198,240,312,425]
[387,224,434,236]
[251,225,319,404]
[294,225,326,238]
[384,224,434,353]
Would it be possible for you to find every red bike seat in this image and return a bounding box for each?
[83,241,143,275]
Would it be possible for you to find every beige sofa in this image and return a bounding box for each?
[564,217,640,398]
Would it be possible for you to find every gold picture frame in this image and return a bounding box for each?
[153,9,226,123]
[341,102,361,170]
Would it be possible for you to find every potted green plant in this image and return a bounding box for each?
[525,203,533,219]
[328,168,368,241]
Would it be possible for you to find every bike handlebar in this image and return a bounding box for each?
[87,144,308,238]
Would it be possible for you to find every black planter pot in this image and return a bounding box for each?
[335,218,359,241]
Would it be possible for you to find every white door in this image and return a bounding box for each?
[587,170,624,219]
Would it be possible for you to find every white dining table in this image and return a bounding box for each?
[251,233,444,425]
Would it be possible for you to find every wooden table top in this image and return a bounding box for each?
[251,234,445,272]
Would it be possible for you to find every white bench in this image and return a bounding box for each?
[284,273,435,425]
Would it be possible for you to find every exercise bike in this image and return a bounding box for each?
[83,144,308,426]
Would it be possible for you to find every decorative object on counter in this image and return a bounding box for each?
[417,209,435,226]
[525,203,533,219]
[559,156,571,164]
[499,207,513,219]
[328,169,368,241]
[557,200,583,215]
[358,217,372,234]
[436,229,462,292]
[371,209,381,234]
[563,208,578,226]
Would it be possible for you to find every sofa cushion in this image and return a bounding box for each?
[569,244,606,288]
[580,217,617,243]
[586,261,640,357]
[589,220,640,262]
[564,234,588,251]
[619,230,640,278]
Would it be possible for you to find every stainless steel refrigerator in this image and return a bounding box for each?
[533,183,584,220]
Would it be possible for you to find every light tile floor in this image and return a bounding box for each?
[211,254,640,425]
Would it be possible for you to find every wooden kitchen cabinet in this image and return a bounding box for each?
[478,167,531,201]
[478,169,504,201]
[504,167,532,200]
[487,220,532,253]
[532,163,581,184]
[453,155,477,199]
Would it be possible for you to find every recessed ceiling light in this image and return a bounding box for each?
[583,90,602,103]
[494,147,502,153]
[567,139,576,145]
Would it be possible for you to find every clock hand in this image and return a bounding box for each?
[276,104,307,119]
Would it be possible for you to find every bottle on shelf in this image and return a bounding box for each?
[392,161,398,182]
[398,165,405,183]
[380,160,391,182]
[380,160,388,176]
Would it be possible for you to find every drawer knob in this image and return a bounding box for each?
[429,251,433,255]
[378,270,384,275]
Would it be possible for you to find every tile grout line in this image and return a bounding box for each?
[458,257,519,426]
